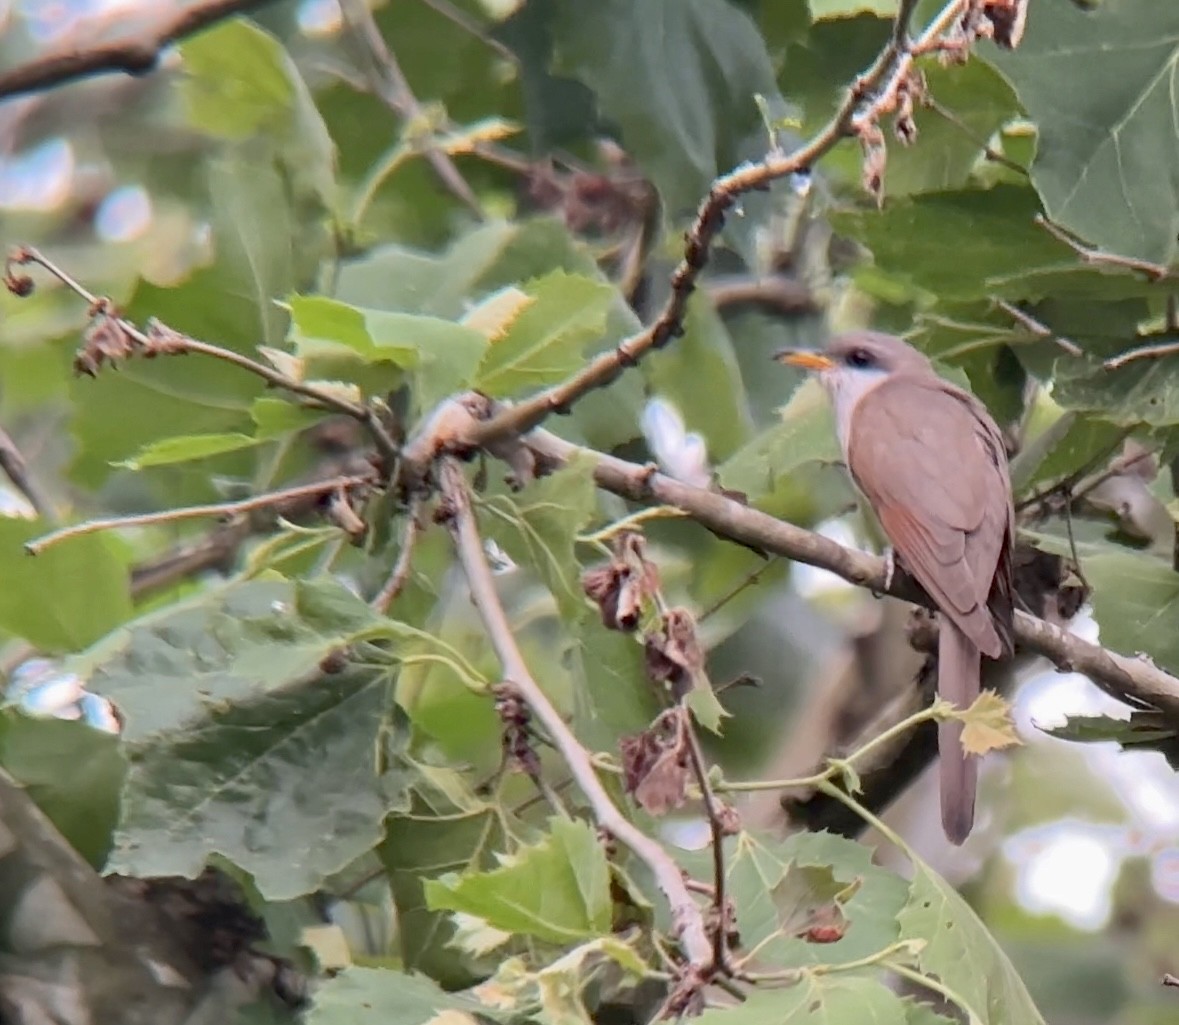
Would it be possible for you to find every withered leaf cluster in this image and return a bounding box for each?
[620,709,690,817]
[581,531,660,632]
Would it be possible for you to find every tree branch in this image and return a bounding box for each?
[0,0,280,102]
[525,429,1179,720]
[26,474,374,556]
[436,458,713,974]
[469,0,970,450]
[0,427,54,522]
[6,246,400,469]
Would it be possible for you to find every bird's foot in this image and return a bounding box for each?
[872,547,896,598]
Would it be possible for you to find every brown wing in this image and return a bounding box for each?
[848,375,1013,658]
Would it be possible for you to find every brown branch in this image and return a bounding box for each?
[372,497,424,613]
[993,299,1082,357]
[1036,215,1172,282]
[7,246,400,468]
[0,0,280,102]
[1104,339,1179,372]
[526,429,1179,720]
[706,276,818,317]
[338,0,484,218]
[680,713,731,970]
[468,0,969,451]
[26,474,374,556]
[0,427,53,521]
[436,458,713,974]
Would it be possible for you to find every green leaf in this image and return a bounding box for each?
[1053,350,1179,427]
[335,219,645,451]
[288,294,488,413]
[1041,712,1179,769]
[695,975,910,1024]
[473,271,614,398]
[677,830,909,971]
[571,623,662,751]
[250,396,327,435]
[381,798,509,987]
[181,21,295,140]
[0,520,131,651]
[425,817,612,945]
[900,861,1045,1025]
[115,431,262,469]
[0,709,126,866]
[1028,535,1179,674]
[986,0,1179,264]
[809,0,896,18]
[480,454,599,622]
[717,378,841,506]
[884,61,1020,197]
[1008,411,1127,495]
[74,577,414,899]
[306,968,487,1025]
[549,0,784,217]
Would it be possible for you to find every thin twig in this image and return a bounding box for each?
[679,712,731,971]
[1036,214,1172,282]
[0,0,280,101]
[436,457,713,973]
[1104,338,1179,371]
[338,0,483,218]
[7,246,400,468]
[0,427,53,521]
[26,474,373,556]
[993,299,1082,356]
[525,428,1179,720]
[372,498,424,613]
[926,98,1028,176]
[419,0,518,64]
[466,0,969,452]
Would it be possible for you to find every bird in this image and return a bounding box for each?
[775,330,1014,844]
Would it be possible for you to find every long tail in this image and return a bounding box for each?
[938,620,980,845]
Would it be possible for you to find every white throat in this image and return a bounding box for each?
[821,366,891,461]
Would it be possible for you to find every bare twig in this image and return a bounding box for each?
[1036,215,1172,282]
[0,427,53,521]
[679,713,731,970]
[0,0,279,101]
[372,498,424,613]
[526,429,1179,720]
[993,299,1082,357]
[26,474,374,556]
[436,458,713,975]
[1104,339,1179,371]
[7,246,400,468]
[338,0,483,218]
[468,0,969,450]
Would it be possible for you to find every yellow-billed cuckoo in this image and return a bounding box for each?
[776,331,1014,844]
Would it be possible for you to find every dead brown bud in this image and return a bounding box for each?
[644,607,704,701]
[74,313,136,376]
[494,681,541,778]
[620,709,690,816]
[581,531,660,631]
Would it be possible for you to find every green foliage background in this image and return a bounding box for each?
[2,0,1179,1022]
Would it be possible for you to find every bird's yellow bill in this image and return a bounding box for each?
[774,349,835,371]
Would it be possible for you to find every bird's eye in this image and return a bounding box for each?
[846,348,873,368]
